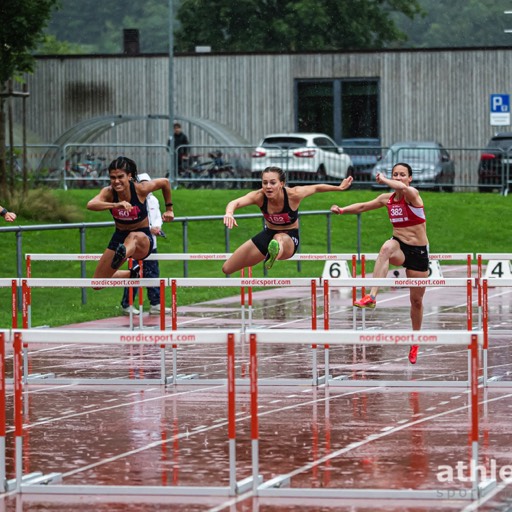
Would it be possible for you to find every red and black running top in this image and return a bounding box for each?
[260,187,299,226]
[110,180,149,225]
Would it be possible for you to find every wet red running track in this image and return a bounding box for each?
[2,265,512,512]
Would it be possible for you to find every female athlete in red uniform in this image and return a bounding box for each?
[330,162,429,364]
[222,166,353,275]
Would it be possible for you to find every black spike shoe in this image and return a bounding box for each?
[111,243,127,269]
[129,263,141,278]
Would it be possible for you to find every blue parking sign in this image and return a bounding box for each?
[490,94,510,113]
[490,94,510,126]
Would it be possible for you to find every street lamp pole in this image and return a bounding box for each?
[168,0,175,183]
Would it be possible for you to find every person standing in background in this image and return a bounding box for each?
[173,122,190,174]
[120,172,171,316]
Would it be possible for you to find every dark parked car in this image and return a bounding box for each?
[371,141,455,192]
[342,138,382,186]
[477,132,512,193]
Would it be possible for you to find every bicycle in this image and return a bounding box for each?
[180,150,235,189]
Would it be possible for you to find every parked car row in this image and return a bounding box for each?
[179,132,511,193]
[249,134,456,192]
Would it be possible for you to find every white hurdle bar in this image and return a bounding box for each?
[4,329,257,496]
[247,329,490,500]
[25,252,374,263]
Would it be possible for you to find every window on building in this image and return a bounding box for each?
[297,81,334,135]
[296,79,379,144]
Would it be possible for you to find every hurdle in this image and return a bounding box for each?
[0,279,18,329]
[247,329,494,500]
[476,253,512,325]
[351,253,474,329]
[24,251,348,328]
[25,253,158,327]
[170,277,329,385]
[18,277,171,385]
[323,277,476,386]
[481,277,512,387]
[3,328,257,496]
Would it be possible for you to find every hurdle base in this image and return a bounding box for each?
[11,377,168,386]
[26,372,56,381]
[315,374,331,386]
[259,474,291,489]
[236,475,263,494]
[478,478,497,497]
[255,478,497,500]
[18,483,243,496]
[256,486,479,500]
[165,373,200,385]
[486,374,512,386]
[328,377,470,388]
[6,472,62,491]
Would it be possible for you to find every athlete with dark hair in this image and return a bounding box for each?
[222,166,352,275]
[87,156,174,282]
[330,162,429,364]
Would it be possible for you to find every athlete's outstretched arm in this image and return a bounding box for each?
[223,190,262,229]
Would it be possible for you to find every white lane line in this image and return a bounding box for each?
[260,391,512,488]
[8,384,225,433]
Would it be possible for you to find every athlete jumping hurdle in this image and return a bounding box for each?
[222,167,353,274]
[331,162,429,364]
[87,156,174,286]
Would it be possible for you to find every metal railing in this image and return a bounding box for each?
[8,143,512,194]
[0,211,363,284]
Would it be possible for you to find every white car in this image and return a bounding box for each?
[251,133,353,181]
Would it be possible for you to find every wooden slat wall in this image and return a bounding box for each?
[13,47,512,185]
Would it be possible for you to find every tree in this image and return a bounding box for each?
[174,0,423,52]
[391,0,512,48]
[45,0,172,54]
[0,0,59,199]
[35,34,89,55]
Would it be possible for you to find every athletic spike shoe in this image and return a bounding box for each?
[264,239,280,270]
[408,345,419,364]
[111,243,127,269]
[129,263,141,279]
[354,294,376,309]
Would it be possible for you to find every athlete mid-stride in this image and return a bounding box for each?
[330,162,429,365]
[222,166,352,274]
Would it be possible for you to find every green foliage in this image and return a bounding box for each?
[4,188,84,222]
[391,0,512,48]
[37,0,512,54]
[45,0,171,54]
[34,34,89,55]
[0,0,60,83]
[175,0,423,52]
